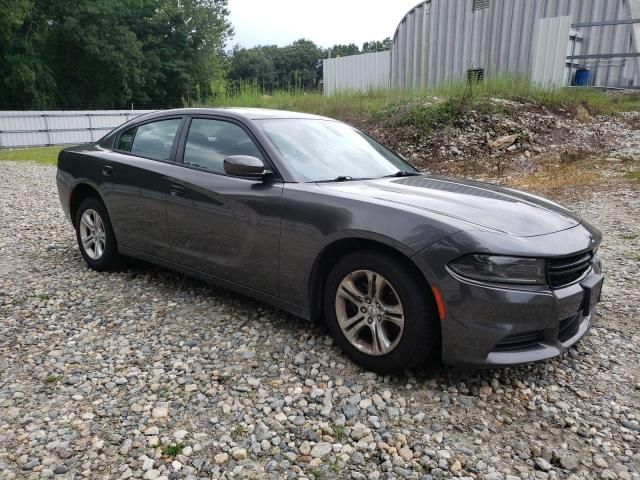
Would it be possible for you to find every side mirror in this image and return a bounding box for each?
[223,155,269,178]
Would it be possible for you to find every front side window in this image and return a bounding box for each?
[183,119,264,174]
[256,119,415,182]
[116,118,182,161]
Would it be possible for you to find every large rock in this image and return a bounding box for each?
[310,442,332,459]
[489,134,518,150]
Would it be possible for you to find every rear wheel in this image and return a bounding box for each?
[323,251,439,373]
[74,197,118,270]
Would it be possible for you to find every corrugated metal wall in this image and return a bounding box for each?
[531,16,573,87]
[391,0,640,89]
[0,110,154,148]
[323,51,391,95]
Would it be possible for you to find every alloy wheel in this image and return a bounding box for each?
[79,209,106,260]
[335,269,405,356]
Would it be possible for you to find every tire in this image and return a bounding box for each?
[323,250,439,373]
[74,197,118,271]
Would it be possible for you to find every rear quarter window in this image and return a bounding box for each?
[115,118,182,161]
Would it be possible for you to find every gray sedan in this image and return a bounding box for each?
[56,108,603,372]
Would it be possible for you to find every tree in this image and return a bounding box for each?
[228,39,324,92]
[0,0,57,107]
[228,45,277,90]
[0,0,232,108]
[362,37,392,53]
[327,43,360,58]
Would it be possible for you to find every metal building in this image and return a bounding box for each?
[391,0,640,89]
[323,51,391,95]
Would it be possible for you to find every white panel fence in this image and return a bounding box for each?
[323,51,391,95]
[0,110,155,148]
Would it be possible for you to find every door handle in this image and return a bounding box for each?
[102,165,114,176]
[169,185,185,197]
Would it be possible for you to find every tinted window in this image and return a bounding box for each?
[257,119,414,182]
[117,119,182,161]
[183,119,263,174]
[117,127,135,151]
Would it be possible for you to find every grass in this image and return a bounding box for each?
[202,77,640,126]
[3,77,638,170]
[508,156,602,198]
[160,442,184,457]
[44,374,63,383]
[231,425,247,441]
[0,145,64,165]
[332,424,347,442]
[626,171,640,182]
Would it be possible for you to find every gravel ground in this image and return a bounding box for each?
[0,161,638,480]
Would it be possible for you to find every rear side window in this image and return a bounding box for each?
[116,119,182,161]
[117,128,135,151]
[183,119,264,173]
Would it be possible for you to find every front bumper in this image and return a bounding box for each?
[413,224,603,367]
[442,271,601,367]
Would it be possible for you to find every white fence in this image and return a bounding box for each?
[0,110,155,148]
[323,51,391,95]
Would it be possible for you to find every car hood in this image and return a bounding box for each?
[319,175,582,237]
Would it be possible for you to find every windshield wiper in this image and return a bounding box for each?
[385,170,421,178]
[317,175,356,183]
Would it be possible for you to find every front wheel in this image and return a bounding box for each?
[323,251,440,373]
[74,197,118,271]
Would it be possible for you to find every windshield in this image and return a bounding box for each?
[256,119,417,182]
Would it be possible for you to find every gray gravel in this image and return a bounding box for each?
[0,160,639,480]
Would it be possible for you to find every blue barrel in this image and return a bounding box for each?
[574,69,590,86]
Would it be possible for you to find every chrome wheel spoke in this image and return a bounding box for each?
[382,313,404,328]
[382,303,403,316]
[372,323,392,355]
[344,317,369,344]
[338,277,364,304]
[339,312,365,331]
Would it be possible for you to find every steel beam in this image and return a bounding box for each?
[571,18,640,27]
[567,53,640,59]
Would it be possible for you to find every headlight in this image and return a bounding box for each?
[449,255,547,285]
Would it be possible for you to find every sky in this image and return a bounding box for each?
[227,0,421,49]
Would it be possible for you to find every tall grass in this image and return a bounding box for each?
[201,77,640,123]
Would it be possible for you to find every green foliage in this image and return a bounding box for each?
[362,37,392,53]
[328,43,360,58]
[325,37,392,58]
[45,374,63,383]
[228,39,324,92]
[0,146,64,165]
[0,0,232,108]
[626,171,640,182]
[161,442,184,457]
[331,424,347,442]
[231,425,247,441]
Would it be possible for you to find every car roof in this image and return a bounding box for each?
[140,107,333,122]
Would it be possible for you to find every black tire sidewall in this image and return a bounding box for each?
[75,197,118,271]
[323,250,439,373]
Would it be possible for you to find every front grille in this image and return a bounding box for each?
[548,251,593,289]
[559,314,580,342]
[493,331,543,352]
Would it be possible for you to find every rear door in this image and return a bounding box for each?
[165,116,283,296]
[100,117,185,259]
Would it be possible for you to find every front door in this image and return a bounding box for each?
[165,117,283,296]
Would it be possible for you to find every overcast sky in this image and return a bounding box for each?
[227,0,420,49]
